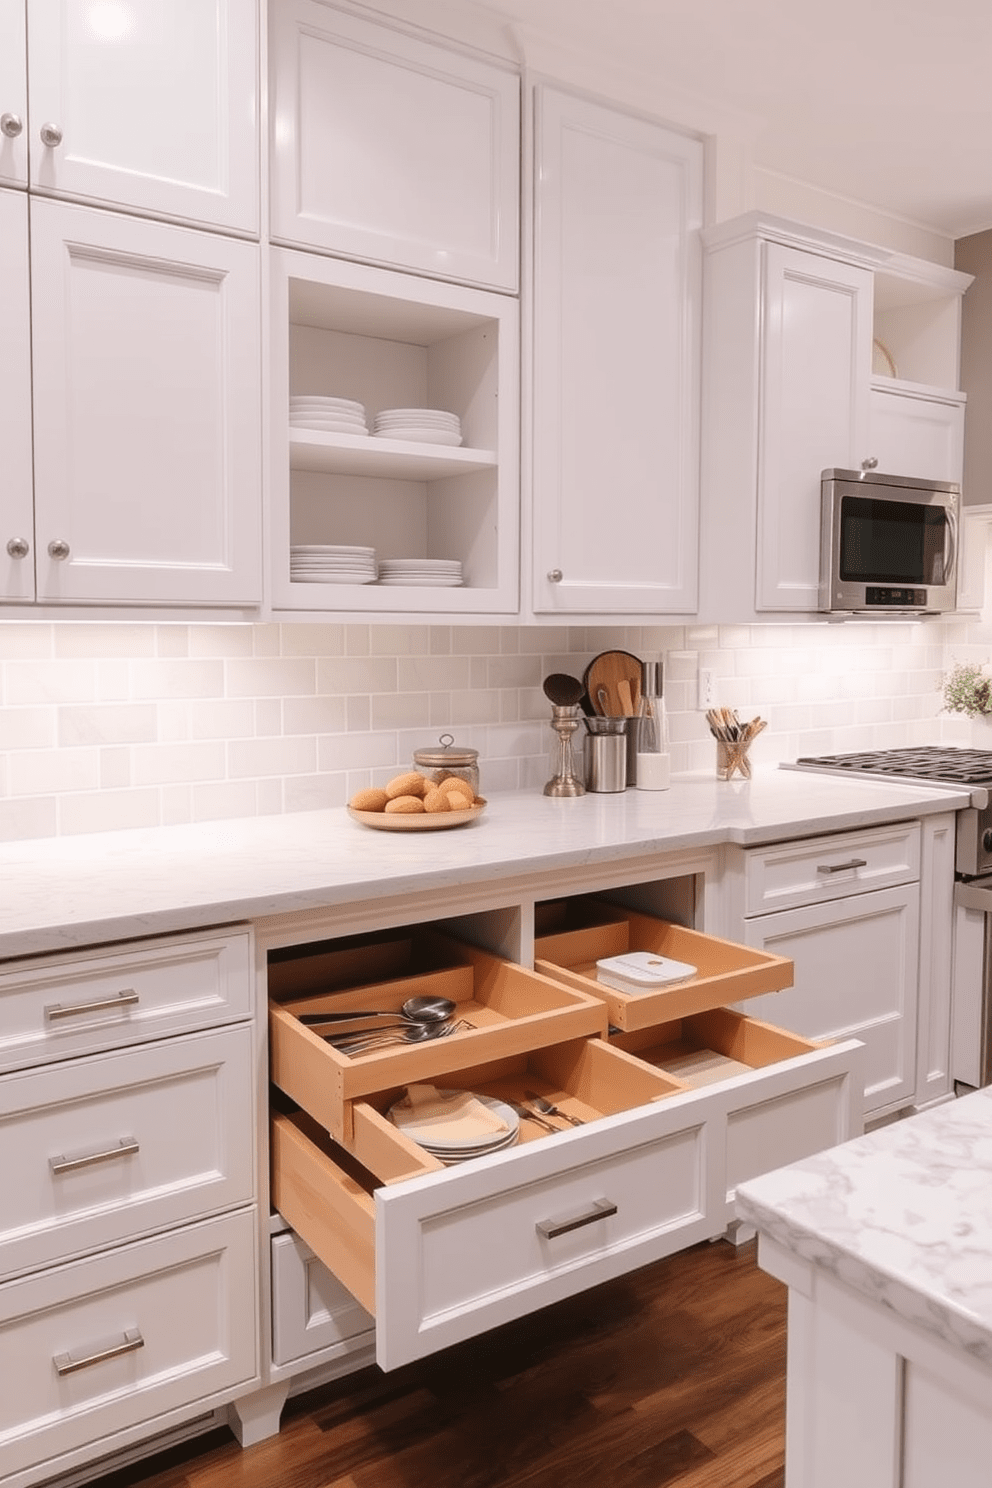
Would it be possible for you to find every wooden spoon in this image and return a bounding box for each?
[584,650,642,716]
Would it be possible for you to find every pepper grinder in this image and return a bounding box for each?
[543,704,585,797]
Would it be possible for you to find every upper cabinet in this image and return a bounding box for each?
[0,190,33,601]
[698,214,972,624]
[269,0,520,291]
[19,0,259,233]
[530,87,703,618]
[0,0,27,187]
[28,199,262,607]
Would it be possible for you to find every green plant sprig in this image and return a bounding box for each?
[942,662,992,719]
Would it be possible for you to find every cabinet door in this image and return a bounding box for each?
[30,199,262,606]
[868,383,965,485]
[740,885,920,1117]
[26,0,258,232]
[757,244,873,611]
[269,1,519,291]
[0,0,27,187]
[532,88,703,615]
[0,188,34,601]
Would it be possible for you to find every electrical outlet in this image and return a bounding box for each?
[698,668,715,709]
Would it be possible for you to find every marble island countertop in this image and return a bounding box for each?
[0,766,971,958]
[736,1087,992,1369]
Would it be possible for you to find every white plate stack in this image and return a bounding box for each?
[290,545,377,584]
[376,558,463,587]
[371,408,462,446]
[388,1091,519,1164]
[289,395,369,435]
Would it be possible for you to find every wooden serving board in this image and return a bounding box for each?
[584,650,642,716]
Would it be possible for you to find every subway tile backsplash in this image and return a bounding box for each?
[0,617,984,841]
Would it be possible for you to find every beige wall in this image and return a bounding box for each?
[957,231,992,507]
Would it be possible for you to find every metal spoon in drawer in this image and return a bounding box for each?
[327,1020,468,1055]
[524,1091,585,1126]
[298,995,457,1035]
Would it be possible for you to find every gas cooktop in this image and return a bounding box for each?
[795,746,992,786]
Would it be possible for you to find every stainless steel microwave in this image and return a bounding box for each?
[819,467,959,615]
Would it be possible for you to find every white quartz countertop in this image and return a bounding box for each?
[0,766,969,959]
[736,1088,992,1368]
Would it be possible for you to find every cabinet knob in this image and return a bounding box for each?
[39,122,63,148]
[0,112,23,139]
[6,537,29,559]
[48,538,70,561]
[861,456,878,471]
[547,569,563,583]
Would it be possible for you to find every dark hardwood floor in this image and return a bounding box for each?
[98,1238,786,1488]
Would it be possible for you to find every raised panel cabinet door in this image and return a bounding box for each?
[868,385,965,485]
[532,87,703,616]
[0,0,27,187]
[757,244,873,611]
[0,188,34,601]
[26,0,259,233]
[269,0,519,291]
[30,199,262,606]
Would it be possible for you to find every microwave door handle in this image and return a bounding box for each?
[945,506,958,582]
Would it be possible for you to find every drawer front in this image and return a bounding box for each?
[273,1018,862,1371]
[744,824,921,915]
[0,928,252,1072]
[0,1027,255,1278]
[0,1210,258,1482]
[270,1231,373,1367]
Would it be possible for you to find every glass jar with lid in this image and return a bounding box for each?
[412,734,480,797]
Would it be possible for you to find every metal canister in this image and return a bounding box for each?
[412,734,480,797]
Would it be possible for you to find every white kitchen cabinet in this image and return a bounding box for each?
[29,198,262,607]
[724,824,924,1117]
[0,0,27,187]
[868,378,966,485]
[269,0,519,291]
[530,87,703,617]
[0,188,34,600]
[0,925,258,1488]
[698,213,972,623]
[22,0,258,233]
[268,246,519,616]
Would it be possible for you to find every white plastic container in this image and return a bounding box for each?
[595,950,697,994]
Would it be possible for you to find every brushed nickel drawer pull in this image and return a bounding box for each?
[53,1328,144,1376]
[536,1197,617,1240]
[45,988,140,1021]
[816,858,868,874]
[50,1136,139,1175]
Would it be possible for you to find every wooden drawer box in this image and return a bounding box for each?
[269,930,608,1147]
[271,1024,863,1371]
[534,904,793,1031]
[0,927,252,1074]
[0,1210,257,1484]
[0,1026,254,1280]
[743,823,921,916]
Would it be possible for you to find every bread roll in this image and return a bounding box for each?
[385,771,428,800]
[445,791,474,811]
[437,774,472,798]
[384,794,426,814]
[423,787,450,813]
[349,787,389,812]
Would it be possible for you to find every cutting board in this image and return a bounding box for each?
[583,650,642,716]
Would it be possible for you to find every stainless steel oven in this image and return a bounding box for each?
[793,745,992,1091]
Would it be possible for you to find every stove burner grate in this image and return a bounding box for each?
[795,746,992,786]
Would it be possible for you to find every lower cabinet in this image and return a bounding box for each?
[266,897,864,1372]
[723,823,924,1118]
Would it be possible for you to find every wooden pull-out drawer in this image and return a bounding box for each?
[271,1024,862,1371]
[270,931,608,1147]
[0,1210,257,1482]
[743,823,921,915]
[0,1026,254,1279]
[534,905,793,1031]
[0,927,252,1073]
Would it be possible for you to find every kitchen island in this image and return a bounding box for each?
[737,1089,992,1487]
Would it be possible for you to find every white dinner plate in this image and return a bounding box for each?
[290,396,365,411]
[372,429,463,446]
[373,407,460,421]
[388,1092,519,1155]
[290,572,378,584]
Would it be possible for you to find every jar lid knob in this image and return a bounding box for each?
[439,733,455,749]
